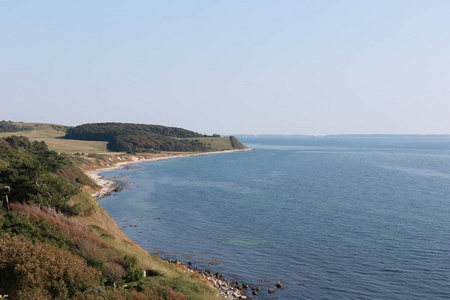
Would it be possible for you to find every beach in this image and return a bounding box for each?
[87,149,251,201]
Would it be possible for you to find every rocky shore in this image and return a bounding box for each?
[164,258,250,300]
[164,258,285,299]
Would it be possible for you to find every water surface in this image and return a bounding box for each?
[99,135,450,299]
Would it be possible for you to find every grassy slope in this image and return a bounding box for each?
[181,137,235,151]
[74,191,222,300]
[0,123,239,154]
[0,123,111,154]
[0,123,227,299]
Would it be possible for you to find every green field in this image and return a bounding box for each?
[181,136,235,150]
[0,123,112,154]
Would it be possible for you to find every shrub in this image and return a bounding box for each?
[124,255,143,282]
[0,234,100,298]
[0,210,71,250]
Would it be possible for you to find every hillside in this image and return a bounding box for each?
[0,123,110,154]
[0,123,249,299]
[0,135,229,299]
[0,122,247,154]
[64,123,246,153]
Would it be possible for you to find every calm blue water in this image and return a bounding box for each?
[99,135,450,299]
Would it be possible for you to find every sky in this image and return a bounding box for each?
[1,1,449,135]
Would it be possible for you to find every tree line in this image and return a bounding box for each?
[64,123,213,153]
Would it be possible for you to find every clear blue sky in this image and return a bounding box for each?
[1,1,449,135]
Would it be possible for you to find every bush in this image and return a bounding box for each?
[0,234,100,298]
[124,255,143,282]
[0,210,71,250]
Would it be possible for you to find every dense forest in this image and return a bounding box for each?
[108,133,210,153]
[65,123,207,140]
[65,123,213,153]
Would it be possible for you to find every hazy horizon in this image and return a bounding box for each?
[2,1,449,135]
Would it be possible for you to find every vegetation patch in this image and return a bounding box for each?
[0,233,100,299]
[0,120,33,133]
[64,122,246,153]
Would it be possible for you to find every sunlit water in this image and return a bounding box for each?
[99,135,450,299]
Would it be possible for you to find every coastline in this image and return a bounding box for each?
[87,149,251,201]
[86,149,252,299]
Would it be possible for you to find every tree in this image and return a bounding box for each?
[104,262,126,288]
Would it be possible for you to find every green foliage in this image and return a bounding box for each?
[109,134,210,153]
[0,210,71,250]
[0,136,81,214]
[86,256,106,270]
[124,255,144,282]
[50,124,69,132]
[65,122,207,141]
[71,192,96,216]
[3,135,69,172]
[0,120,33,133]
[64,123,213,153]
[31,140,69,172]
[86,256,107,284]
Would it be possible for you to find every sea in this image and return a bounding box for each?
[98,135,450,299]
